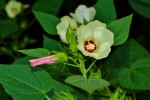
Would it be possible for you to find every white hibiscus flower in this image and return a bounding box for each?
[77,20,114,60]
[70,5,96,24]
[56,16,77,43]
[5,0,23,18]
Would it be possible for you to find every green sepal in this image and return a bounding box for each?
[66,25,77,51]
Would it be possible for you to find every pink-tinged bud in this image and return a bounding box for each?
[29,56,57,67]
[29,52,67,67]
[23,4,30,9]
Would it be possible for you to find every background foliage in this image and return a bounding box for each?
[0,0,150,100]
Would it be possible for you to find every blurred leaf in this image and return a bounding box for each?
[65,75,110,94]
[33,0,63,15]
[43,36,61,51]
[108,15,132,45]
[0,20,19,39]
[136,91,150,100]
[129,0,150,19]
[119,58,150,90]
[0,64,54,100]
[94,0,116,23]
[0,0,6,9]
[18,48,50,57]
[34,11,60,35]
[105,39,150,87]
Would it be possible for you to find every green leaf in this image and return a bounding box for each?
[0,64,54,100]
[43,35,61,51]
[118,58,150,90]
[110,88,125,100]
[33,0,63,15]
[51,80,86,100]
[105,39,150,87]
[0,20,19,39]
[0,0,6,9]
[108,15,132,45]
[0,85,9,100]
[13,56,32,65]
[33,11,60,35]
[18,48,50,57]
[66,25,77,51]
[94,0,117,23]
[129,0,150,19]
[65,75,110,94]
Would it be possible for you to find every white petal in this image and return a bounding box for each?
[61,16,77,30]
[88,7,96,21]
[94,27,114,46]
[76,25,85,36]
[84,7,96,22]
[75,5,87,17]
[95,43,111,59]
[79,21,106,40]
[75,5,87,24]
[56,16,78,44]
[56,21,69,43]
[86,21,106,32]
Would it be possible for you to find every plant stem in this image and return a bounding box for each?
[86,60,96,74]
[88,93,93,100]
[133,93,136,100]
[105,87,112,96]
[65,63,79,67]
[79,59,87,78]
[45,95,51,100]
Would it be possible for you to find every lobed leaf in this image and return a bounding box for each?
[65,75,110,94]
[105,39,150,87]
[0,64,54,100]
[119,58,150,90]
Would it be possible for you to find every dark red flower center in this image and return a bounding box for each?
[84,40,96,53]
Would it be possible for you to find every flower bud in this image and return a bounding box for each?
[29,52,67,67]
[54,52,68,63]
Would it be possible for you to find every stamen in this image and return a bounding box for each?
[84,40,96,53]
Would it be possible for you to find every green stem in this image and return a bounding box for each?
[68,57,78,65]
[105,87,112,96]
[86,60,96,74]
[79,59,87,78]
[88,93,93,100]
[133,93,136,100]
[45,95,51,100]
[68,56,87,77]
[65,63,79,67]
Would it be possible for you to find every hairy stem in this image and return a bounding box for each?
[45,95,51,100]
